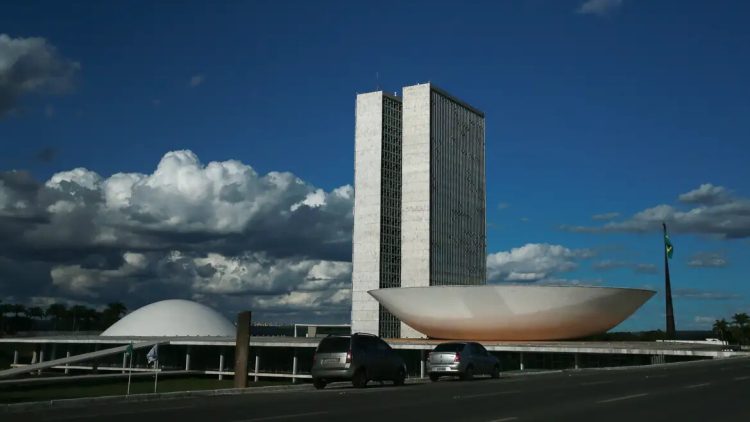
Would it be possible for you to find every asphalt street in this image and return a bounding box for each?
[7,356,750,422]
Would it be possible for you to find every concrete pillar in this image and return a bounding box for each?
[292,352,298,384]
[31,350,37,365]
[519,352,524,371]
[122,353,127,374]
[38,349,44,375]
[185,348,191,371]
[254,355,260,382]
[420,350,425,378]
[64,351,71,374]
[219,353,225,380]
[574,353,580,370]
[13,350,18,365]
[233,311,252,388]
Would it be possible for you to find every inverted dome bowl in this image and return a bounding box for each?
[369,285,655,341]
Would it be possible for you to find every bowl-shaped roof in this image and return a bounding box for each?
[369,285,655,341]
[100,299,235,337]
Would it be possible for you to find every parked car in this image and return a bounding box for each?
[427,342,500,381]
[311,333,407,389]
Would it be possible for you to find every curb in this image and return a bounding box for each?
[1,383,313,413]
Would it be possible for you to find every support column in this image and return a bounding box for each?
[64,351,71,374]
[574,353,580,370]
[292,351,298,384]
[254,355,260,382]
[38,349,44,375]
[219,352,225,380]
[233,311,252,388]
[13,350,18,365]
[31,350,37,365]
[122,353,127,374]
[420,350,425,378]
[519,352,524,371]
[185,347,191,371]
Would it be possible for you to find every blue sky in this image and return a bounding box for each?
[1,0,749,331]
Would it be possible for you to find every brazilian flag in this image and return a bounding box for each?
[664,233,674,259]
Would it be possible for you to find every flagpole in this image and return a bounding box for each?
[663,222,676,340]
[153,359,159,393]
[126,351,133,395]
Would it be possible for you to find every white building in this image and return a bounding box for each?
[352,83,486,338]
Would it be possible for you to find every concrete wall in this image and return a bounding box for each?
[400,84,432,338]
[351,92,384,335]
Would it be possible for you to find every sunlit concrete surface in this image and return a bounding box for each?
[369,285,656,340]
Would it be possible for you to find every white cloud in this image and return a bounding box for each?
[577,0,623,16]
[562,183,750,239]
[687,252,728,268]
[0,34,80,117]
[679,184,732,206]
[486,243,594,282]
[0,150,355,322]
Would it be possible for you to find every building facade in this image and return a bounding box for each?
[352,83,486,338]
[351,91,403,338]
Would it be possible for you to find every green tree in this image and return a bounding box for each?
[45,303,68,330]
[732,313,750,344]
[713,319,729,343]
[69,305,88,331]
[27,306,45,330]
[100,302,127,330]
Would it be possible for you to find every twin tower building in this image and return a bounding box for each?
[351,83,487,338]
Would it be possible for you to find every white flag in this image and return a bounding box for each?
[146,344,159,364]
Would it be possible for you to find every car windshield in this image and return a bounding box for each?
[434,343,465,352]
[317,337,350,353]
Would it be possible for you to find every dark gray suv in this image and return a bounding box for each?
[311,333,406,389]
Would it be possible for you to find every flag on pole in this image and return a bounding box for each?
[146,344,159,365]
[664,233,674,259]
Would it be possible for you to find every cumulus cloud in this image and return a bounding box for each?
[486,243,594,283]
[678,184,732,206]
[0,34,80,117]
[577,0,623,16]
[562,183,750,239]
[0,150,354,322]
[687,252,729,268]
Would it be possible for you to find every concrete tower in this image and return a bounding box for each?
[351,91,403,338]
[400,83,486,338]
[351,83,485,339]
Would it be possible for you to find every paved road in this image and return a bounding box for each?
[8,357,750,422]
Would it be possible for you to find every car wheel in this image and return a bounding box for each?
[313,378,327,390]
[393,367,406,386]
[491,365,500,379]
[460,365,474,381]
[429,373,440,382]
[352,368,368,388]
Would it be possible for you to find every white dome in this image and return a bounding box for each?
[101,299,235,337]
